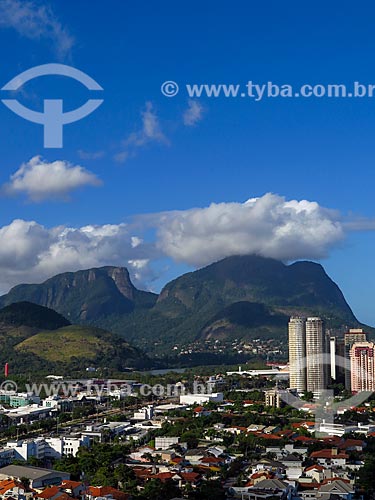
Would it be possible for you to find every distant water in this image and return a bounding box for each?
[148,368,187,375]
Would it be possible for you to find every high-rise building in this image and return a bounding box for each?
[306,317,326,397]
[350,342,375,393]
[330,336,337,381]
[345,329,367,346]
[344,329,367,391]
[330,336,345,383]
[288,317,306,393]
[264,388,287,408]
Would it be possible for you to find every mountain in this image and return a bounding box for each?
[0,256,363,354]
[0,266,157,323]
[127,255,359,349]
[0,302,146,373]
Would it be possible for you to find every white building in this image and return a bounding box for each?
[133,405,154,421]
[5,436,90,461]
[155,437,180,450]
[179,392,224,405]
[288,317,307,393]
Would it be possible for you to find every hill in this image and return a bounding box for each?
[0,301,70,330]
[0,302,146,373]
[15,324,143,371]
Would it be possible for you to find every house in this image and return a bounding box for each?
[338,438,365,452]
[60,481,85,498]
[129,446,155,462]
[87,486,130,500]
[280,453,303,479]
[0,479,27,500]
[319,480,354,500]
[199,456,225,467]
[193,407,211,417]
[246,471,275,486]
[160,450,176,462]
[179,472,201,488]
[299,479,354,500]
[36,486,72,500]
[309,449,348,467]
[303,464,327,484]
[184,449,206,465]
[229,479,294,500]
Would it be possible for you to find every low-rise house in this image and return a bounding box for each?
[280,453,303,479]
[303,464,327,484]
[184,449,206,465]
[193,407,211,417]
[299,479,354,500]
[0,479,27,500]
[309,449,348,467]
[160,450,175,462]
[60,481,85,498]
[129,446,156,462]
[319,479,354,500]
[229,479,294,500]
[87,486,130,500]
[36,486,72,500]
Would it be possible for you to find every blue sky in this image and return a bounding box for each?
[0,1,375,324]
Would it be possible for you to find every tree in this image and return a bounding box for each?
[138,479,180,500]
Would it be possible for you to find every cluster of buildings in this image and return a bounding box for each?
[117,397,367,499]
[288,317,374,396]
[0,436,90,466]
[0,466,130,500]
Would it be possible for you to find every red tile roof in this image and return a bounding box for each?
[61,481,84,490]
[88,486,130,500]
[152,472,174,482]
[310,449,348,459]
[305,464,326,472]
[200,457,223,464]
[0,481,25,496]
[180,472,201,483]
[37,487,62,499]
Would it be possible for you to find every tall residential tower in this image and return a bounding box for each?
[305,317,326,397]
[350,342,375,393]
[288,316,327,397]
[288,317,307,393]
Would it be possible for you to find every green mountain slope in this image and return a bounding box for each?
[0,302,146,373]
[113,255,359,350]
[15,325,142,370]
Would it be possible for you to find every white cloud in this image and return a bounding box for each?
[3,156,102,202]
[0,0,74,59]
[115,102,167,162]
[0,193,370,294]
[0,220,159,292]
[153,193,345,266]
[183,99,204,126]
